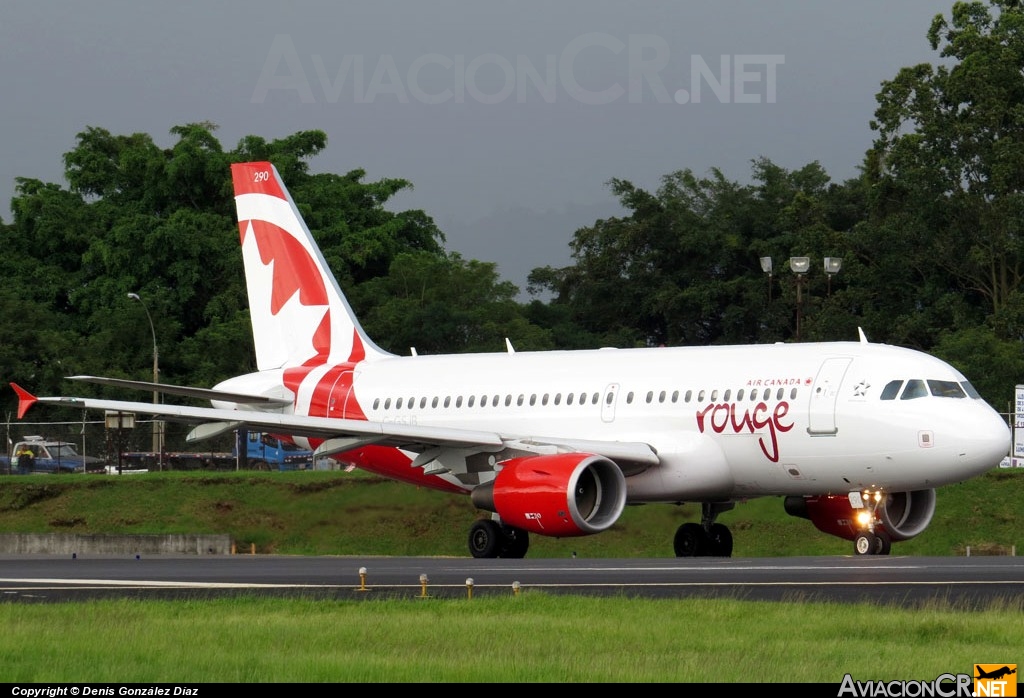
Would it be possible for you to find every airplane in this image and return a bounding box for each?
[975,666,1016,681]
[10,161,1011,558]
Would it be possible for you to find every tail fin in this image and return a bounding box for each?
[230,162,393,371]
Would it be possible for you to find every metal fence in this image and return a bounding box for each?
[2,415,239,470]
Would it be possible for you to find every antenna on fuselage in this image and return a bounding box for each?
[858,327,869,343]
[505,338,515,353]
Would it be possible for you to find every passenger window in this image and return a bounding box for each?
[789,387,797,400]
[517,394,524,406]
[626,392,634,404]
[776,388,784,400]
[542,394,549,406]
[928,380,965,398]
[685,390,692,402]
[420,397,427,409]
[529,394,537,406]
[737,389,744,401]
[659,390,666,403]
[879,380,902,400]
[554,394,561,405]
[723,389,731,401]
[432,397,439,408]
[671,390,679,403]
[467,395,475,407]
[373,398,380,410]
[396,398,403,409]
[710,390,719,401]
[567,393,575,405]
[646,391,653,404]
[385,398,392,410]
[444,396,451,408]
[505,395,512,406]
[698,390,706,401]
[900,380,927,400]
[593,393,600,405]
[492,395,500,407]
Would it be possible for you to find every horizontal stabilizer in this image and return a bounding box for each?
[68,375,292,406]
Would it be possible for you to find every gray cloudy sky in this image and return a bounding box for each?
[1,1,949,293]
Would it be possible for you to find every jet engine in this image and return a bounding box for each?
[471,453,627,537]
[784,489,937,544]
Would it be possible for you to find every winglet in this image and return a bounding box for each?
[10,383,37,419]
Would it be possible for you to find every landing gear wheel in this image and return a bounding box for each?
[707,523,733,557]
[499,525,530,559]
[673,522,708,557]
[873,531,892,555]
[469,520,503,558]
[854,532,878,556]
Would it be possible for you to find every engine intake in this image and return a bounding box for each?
[785,489,936,542]
[471,453,626,537]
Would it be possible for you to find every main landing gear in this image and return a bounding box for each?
[468,518,530,559]
[673,502,735,557]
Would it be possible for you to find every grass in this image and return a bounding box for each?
[0,468,1021,683]
[0,594,1021,683]
[0,467,1020,557]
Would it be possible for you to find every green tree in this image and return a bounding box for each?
[354,252,553,355]
[868,0,1024,326]
[0,123,452,412]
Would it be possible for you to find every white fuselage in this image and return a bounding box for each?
[214,339,1010,502]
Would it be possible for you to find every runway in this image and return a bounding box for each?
[2,554,1023,606]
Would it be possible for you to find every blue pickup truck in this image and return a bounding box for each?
[1,436,102,474]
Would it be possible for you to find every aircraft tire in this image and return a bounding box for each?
[500,525,530,559]
[854,532,878,556]
[673,522,708,557]
[469,520,503,558]
[708,523,733,557]
[873,531,892,555]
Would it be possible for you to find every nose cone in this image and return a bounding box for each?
[958,406,1011,478]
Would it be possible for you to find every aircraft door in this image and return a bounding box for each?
[328,370,361,419]
[807,358,852,435]
[601,383,620,423]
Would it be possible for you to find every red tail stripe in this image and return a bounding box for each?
[231,162,286,199]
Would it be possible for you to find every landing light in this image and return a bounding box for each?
[856,511,872,528]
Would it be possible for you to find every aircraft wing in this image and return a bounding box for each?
[66,375,293,406]
[11,384,660,472]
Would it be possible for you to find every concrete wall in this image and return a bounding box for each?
[0,533,232,555]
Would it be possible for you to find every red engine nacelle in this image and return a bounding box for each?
[470,453,627,537]
[784,489,936,542]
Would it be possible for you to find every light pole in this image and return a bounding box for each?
[789,257,810,342]
[128,292,161,455]
[759,256,773,303]
[824,257,842,297]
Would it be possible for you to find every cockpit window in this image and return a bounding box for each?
[880,380,903,400]
[960,381,982,399]
[900,379,928,400]
[928,380,966,398]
